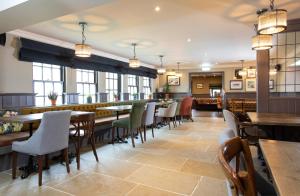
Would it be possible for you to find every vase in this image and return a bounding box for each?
[51,99,56,106]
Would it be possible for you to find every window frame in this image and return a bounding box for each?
[105,72,120,102]
[128,75,139,100]
[76,69,98,104]
[143,77,151,98]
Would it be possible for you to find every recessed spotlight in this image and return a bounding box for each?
[155,6,160,12]
[187,38,192,42]
[202,67,211,71]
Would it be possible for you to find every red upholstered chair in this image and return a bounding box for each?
[179,97,193,122]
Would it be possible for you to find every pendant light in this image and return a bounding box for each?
[175,62,182,77]
[238,60,247,77]
[157,55,166,75]
[252,24,273,50]
[75,22,92,58]
[129,43,140,68]
[257,0,287,35]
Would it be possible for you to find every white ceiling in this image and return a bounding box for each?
[7,0,300,69]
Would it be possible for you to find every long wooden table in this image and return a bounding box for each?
[259,139,300,196]
[247,112,300,126]
[0,111,94,177]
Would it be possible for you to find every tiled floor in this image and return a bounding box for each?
[0,115,228,196]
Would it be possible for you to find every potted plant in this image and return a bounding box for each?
[148,94,152,100]
[48,91,58,106]
[113,93,119,102]
[86,95,92,103]
[133,93,138,100]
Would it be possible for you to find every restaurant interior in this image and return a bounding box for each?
[0,0,300,195]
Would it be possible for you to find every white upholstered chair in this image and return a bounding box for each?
[156,102,178,129]
[12,110,72,186]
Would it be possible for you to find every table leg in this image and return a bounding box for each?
[76,122,80,170]
[110,111,128,144]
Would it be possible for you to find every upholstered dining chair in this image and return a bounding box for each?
[142,102,156,141]
[179,97,193,122]
[223,110,241,137]
[69,113,99,170]
[156,102,178,129]
[112,101,146,147]
[175,100,182,125]
[12,110,72,186]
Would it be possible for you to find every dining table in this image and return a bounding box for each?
[96,105,132,143]
[0,111,94,178]
[259,139,300,196]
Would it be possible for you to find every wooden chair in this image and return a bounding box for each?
[70,113,99,170]
[218,137,257,196]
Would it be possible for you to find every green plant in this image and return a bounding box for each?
[164,83,170,93]
[48,91,58,101]
[133,93,139,100]
[86,95,92,103]
[113,93,118,99]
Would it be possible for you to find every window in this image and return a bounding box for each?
[76,69,97,104]
[105,72,119,102]
[143,77,151,98]
[128,75,138,100]
[33,62,64,106]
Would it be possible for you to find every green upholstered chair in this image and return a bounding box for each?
[112,101,146,147]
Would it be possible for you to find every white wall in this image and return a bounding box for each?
[0,34,32,93]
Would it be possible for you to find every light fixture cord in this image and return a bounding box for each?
[133,44,136,58]
[177,62,180,72]
[160,56,163,68]
[81,23,86,45]
[270,0,274,10]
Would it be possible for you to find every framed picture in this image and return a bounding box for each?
[196,84,203,89]
[246,78,256,92]
[269,80,274,89]
[230,80,243,90]
[247,68,256,78]
[167,75,180,86]
[234,69,242,79]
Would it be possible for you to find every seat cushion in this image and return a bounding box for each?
[112,117,130,128]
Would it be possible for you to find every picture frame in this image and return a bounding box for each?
[247,68,256,78]
[246,78,256,92]
[230,80,243,90]
[234,69,242,79]
[269,80,274,89]
[196,83,203,89]
[167,75,180,86]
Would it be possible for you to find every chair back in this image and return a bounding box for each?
[130,101,146,129]
[144,102,156,126]
[71,113,95,137]
[175,100,182,115]
[223,110,240,137]
[179,97,193,116]
[218,137,257,196]
[28,110,72,155]
[165,102,178,117]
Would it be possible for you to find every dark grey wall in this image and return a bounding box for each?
[0,93,36,111]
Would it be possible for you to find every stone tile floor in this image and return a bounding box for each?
[0,115,228,196]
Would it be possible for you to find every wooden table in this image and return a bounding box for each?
[0,111,94,177]
[247,112,300,126]
[97,105,132,143]
[259,139,300,196]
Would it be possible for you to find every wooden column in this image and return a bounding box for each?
[256,50,269,113]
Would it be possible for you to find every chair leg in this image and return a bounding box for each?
[45,154,49,169]
[12,151,17,179]
[64,148,70,173]
[139,128,144,143]
[111,127,115,144]
[130,129,135,147]
[151,124,154,138]
[168,118,171,129]
[89,134,99,162]
[144,125,147,142]
[37,155,44,186]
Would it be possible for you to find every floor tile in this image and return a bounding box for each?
[127,185,182,196]
[192,176,227,196]
[54,172,136,196]
[126,165,199,195]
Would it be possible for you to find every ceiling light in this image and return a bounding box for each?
[175,62,182,77]
[129,43,140,68]
[157,55,166,74]
[202,62,211,67]
[155,6,160,12]
[252,24,273,50]
[75,22,92,58]
[202,67,211,71]
[257,0,287,35]
[187,38,192,42]
[238,60,247,76]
